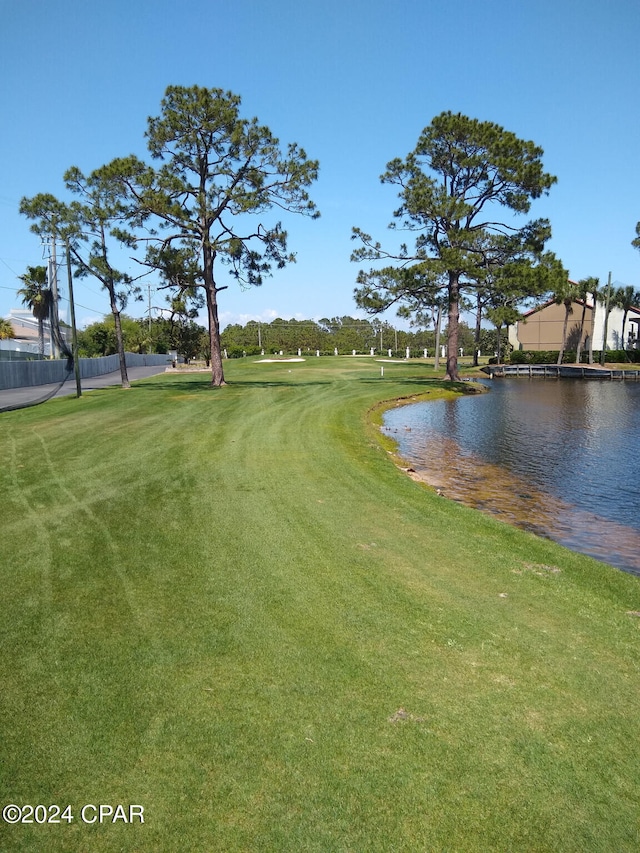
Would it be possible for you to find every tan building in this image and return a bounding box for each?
[3,310,47,354]
[1,309,72,356]
[510,294,640,353]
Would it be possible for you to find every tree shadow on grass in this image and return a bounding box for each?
[358,377,475,392]
[130,371,476,394]
[227,379,332,388]
[131,377,332,392]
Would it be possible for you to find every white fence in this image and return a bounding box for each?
[0,352,172,391]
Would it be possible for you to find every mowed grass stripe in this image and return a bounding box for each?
[1,357,639,852]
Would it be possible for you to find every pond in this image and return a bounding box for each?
[382,378,640,576]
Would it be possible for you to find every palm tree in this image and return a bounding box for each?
[17,265,52,356]
[575,276,598,365]
[486,303,521,365]
[0,317,14,340]
[618,285,640,351]
[587,278,601,364]
[599,274,615,366]
[554,280,580,365]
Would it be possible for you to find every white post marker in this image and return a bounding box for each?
[381,366,384,377]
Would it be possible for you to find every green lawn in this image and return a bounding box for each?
[1,356,639,852]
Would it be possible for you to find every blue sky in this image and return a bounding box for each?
[1,0,639,331]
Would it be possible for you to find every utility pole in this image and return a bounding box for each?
[48,234,61,358]
[148,284,153,336]
[66,239,82,397]
[434,302,442,371]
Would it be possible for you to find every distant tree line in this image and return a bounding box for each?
[220,316,498,358]
[77,313,501,362]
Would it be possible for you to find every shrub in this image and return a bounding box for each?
[507,349,640,365]
[596,350,640,364]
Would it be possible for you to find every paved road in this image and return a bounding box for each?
[0,365,170,411]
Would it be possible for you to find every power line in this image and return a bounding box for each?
[55,293,105,314]
[0,256,21,277]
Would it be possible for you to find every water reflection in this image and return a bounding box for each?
[383,379,640,576]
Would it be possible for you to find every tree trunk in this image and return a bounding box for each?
[201,240,226,387]
[37,318,44,357]
[575,304,587,364]
[600,307,611,366]
[206,285,226,386]
[444,272,460,381]
[600,273,612,366]
[557,304,570,365]
[109,291,130,389]
[473,292,482,367]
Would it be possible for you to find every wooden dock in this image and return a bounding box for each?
[481,364,640,380]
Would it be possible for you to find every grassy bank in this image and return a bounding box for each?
[1,356,639,852]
